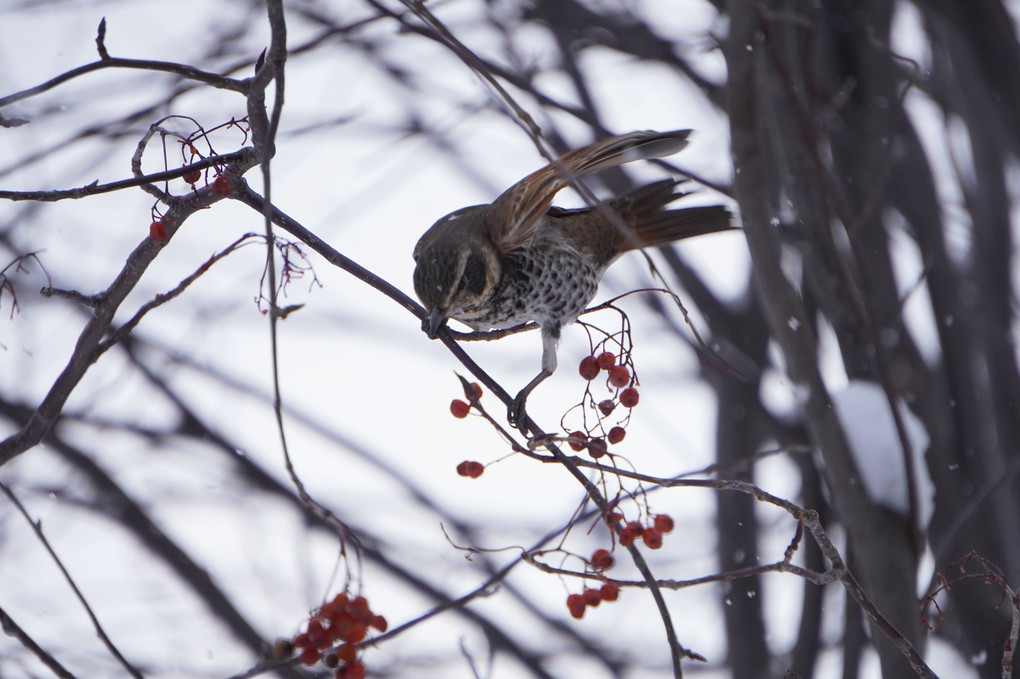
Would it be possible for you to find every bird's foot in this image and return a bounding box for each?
[507,392,530,433]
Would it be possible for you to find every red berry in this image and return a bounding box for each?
[450,399,470,418]
[608,365,630,388]
[468,382,483,400]
[582,588,602,607]
[596,351,616,370]
[598,399,616,416]
[566,593,586,619]
[299,647,320,666]
[653,514,675,534]
[293,632,310,649]
[567,431,587,452]
[307,619,325,643]
[607,426,626,444]
[319,601,339,622]
[212,175,232,196]
[456,460,484,478]
[579,356,600,380]
[619,387,640,408]
[338,643,358,663]
[343,621,368,643]
[599,582,620,601]
[642,527,663,549]
[149,220,168,242]
[587,438,608,459]
[343,661,367,679]
[619,522,641,547]
[370,614,388,632]
[183,169,201,184]
[350,595,371,618]
[591,548,614,571]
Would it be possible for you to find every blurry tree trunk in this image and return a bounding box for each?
[725,0,1019,676]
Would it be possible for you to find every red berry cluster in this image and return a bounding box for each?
[449,382,484,419]
[565,548,622,619]
[617,513,674,549]
[579,351,631,383]
[290,593,387,678]
[567,350,641,459]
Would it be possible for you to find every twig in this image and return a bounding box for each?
[0,150,250,203]
[0,603,76,679]
[0,482,142,678]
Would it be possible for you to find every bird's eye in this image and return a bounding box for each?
[457,253,486,295]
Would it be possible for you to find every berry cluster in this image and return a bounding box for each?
[578,351,639,406]
[450,383,487,478]
[449,382,484,419]
[616,513,674,549]
[565,350,640,459]
[565,548,621,619]
[288,593,387,678]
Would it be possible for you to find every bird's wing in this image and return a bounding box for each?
[489,130,692,253]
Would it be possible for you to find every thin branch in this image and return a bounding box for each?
[0,150,251,203]
[0,55,246,109]
[0,482,142,678]
[0,603,76,679]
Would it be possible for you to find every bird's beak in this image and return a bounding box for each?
[425,308,447,339]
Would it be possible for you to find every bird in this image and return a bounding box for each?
[412,129,732,431]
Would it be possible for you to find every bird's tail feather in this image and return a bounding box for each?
[612,180,733,251]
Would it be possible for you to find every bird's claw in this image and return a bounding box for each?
[507,393,530,433]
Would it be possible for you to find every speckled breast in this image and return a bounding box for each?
[457,245,600,332]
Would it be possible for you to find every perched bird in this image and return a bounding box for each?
[412,130,732,430]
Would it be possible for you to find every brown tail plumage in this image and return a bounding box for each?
[612,179,733,252]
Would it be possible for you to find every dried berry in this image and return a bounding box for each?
[212,175,231,196]
[653,514,675,534]
[642,527,663,549]
[596,351,616,370]
[608,365,630,388]
[149,220,168,242]
[579,356,600,380]
[591,548,614,571]
[567,431,587,452]
[566,593,586,619]
[619,388,640,408]
[599,582,620,601]
[619,521,643,547]
[456,460,484,478]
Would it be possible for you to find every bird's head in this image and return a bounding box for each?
[412,206,498,338]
